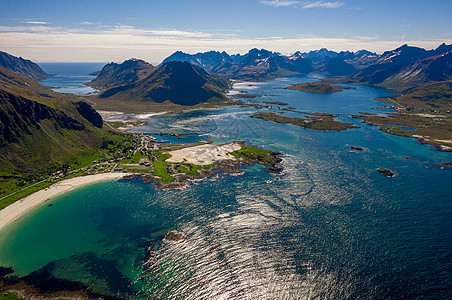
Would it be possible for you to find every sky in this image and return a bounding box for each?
[0,0,451,63]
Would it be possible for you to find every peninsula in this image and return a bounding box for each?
[250,112,359,131]
[122,140,283,190]
[352,81,452,151]
[283,81,356,94]
[0,134,283,231]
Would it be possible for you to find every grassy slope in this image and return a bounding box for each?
[121,148,213,183]
[250,112,359,131]
[231,146,278,165]
[0,68,128,201]
[353,81,452,149]
[0,292,20,300]
[284,81,355,94]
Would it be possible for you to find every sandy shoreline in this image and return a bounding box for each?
[0,173,129,232]
[166,142,242,165]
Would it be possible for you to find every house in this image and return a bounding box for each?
[139,158,151,166]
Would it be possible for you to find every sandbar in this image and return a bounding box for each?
[0,173,129,232]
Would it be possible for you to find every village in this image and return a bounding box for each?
[1,131,280,204]
[46,133,213,182]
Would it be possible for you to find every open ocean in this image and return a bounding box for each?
[0,64,451,299]
[39,62,106,95]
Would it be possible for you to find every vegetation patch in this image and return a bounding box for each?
[231,145,283,173]
[231,93,261,99]
[250,112,359,131]
[151,161,174,183]
[352,82,452,151]
[263,101,288,105]
[283,81,356,94]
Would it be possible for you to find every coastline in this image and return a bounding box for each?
[0,173,129,232]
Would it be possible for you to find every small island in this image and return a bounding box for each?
[263,101,288,105]
[250,112,359,131]
[163,230,187,242]
[352,81,452,152]
[350,146,364,151]
[283,81,356,94]
[231,93,261,99]
[377,168,395,177]
[122,140,283,190]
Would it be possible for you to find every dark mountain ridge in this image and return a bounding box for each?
[301,48,339,62]
[88,58,157,90]
[160,50,232,72]
[98,61,231,106]
[349,44,452,89]
[0,51,50,81]
[321,57,357,76]
[202,48,313,81]
[161,47,383,80]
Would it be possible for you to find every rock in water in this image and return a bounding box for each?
[377,168,395,177]
[350,146,364,151]
[163,230,187,242]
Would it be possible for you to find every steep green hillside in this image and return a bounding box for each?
[0,69,126,199]
[0,50,50,81]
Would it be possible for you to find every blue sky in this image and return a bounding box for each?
[1,0,451,62]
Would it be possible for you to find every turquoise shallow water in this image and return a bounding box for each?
[0,69,451,298]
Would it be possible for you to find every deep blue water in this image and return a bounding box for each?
[39,62,105,95]
[0,69,451,299]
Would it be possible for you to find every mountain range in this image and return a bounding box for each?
[348,43,452,90]
[159,47,387,80]
[0,42,451,194]
[162,48,314,81]
[88,42,451,109]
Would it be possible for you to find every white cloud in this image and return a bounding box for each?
[353,36,378,41]
[108,26,214,38]
[0,25,450,63]
[261,1,344,8]
[80,21,102,26]
[22,21,51,25]
[261,0,302,7]
[0,26,57,33]
[302,2,343,9]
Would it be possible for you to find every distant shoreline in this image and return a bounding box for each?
[0,173,129,232]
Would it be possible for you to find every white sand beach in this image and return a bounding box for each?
[166,142,242,165]
[0,173,129,232]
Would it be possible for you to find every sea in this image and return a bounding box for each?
[0,63,451,299]
[39,62,106,95]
